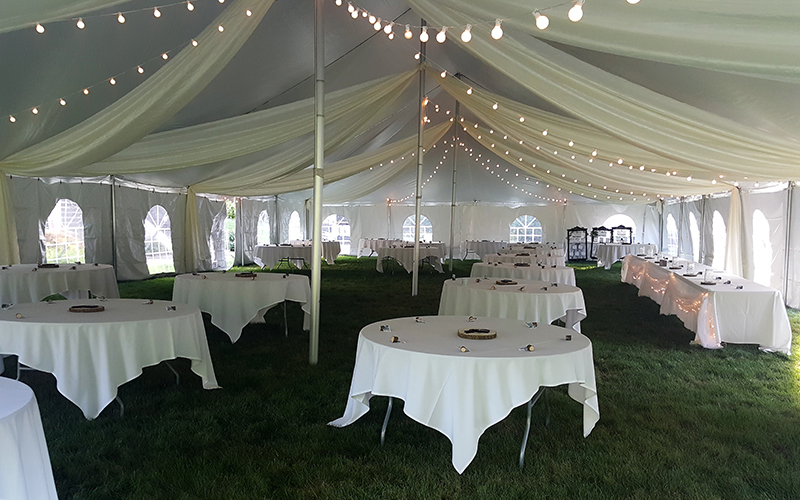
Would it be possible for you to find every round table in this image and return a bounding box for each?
[483,253,566,268]
[357,238,401,257]
[470,262,576,286]
[0,263,119,304]
[172,272,311,342]
[0,377,58,500]
[596,244,657,269]
[329,316,599,474]
[462,240,507,259]
[438,278,586,330]
[376,246,444,273]
[0,299,219,419]
[253,245,313,269]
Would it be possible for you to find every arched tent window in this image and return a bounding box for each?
[752,210,772,286]
[602,214,637,240]
[689,212,700,262]
[712,211,727,270]
[403,215,433,242]
[666,214,679,256]
[44,198,85,264]
[257,210,270,245]
[144,205,175,274]
[288,211,302,241]
[322,214,351,255]
[510,215,542,243]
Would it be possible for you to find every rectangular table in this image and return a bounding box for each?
[376,246,444,273]
[596,244,657,269]
[621,255,792,353]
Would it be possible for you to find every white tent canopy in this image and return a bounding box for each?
[0,0,798,305]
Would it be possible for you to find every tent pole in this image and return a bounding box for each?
[449,103,459,272]
[699,195,707,264]
[110,176,117,274]
[309,0,324,365]
[784,183,793,302]
[412,19,427,297]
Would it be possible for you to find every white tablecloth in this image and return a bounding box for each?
[508,243,564,253]
[0,263,119,304]
[483,253,566,268]
[329,316,599,474]
[596,244,657,269]
[376,247,444,273]
[357,238,401,257]
[254,245,312,269]
[172,272,311,342]
[438,278,586,330]
[470,262,576,286]
[0,377,58,500]
[621,255,792,353]
[288,240,341,264]
[0,299,220,419]
[463,240,507,259]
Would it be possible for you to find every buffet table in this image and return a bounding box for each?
[470,262,576,286]
[0,377,58,500]
[621,255,792,353]
[438,278,586,331]
[376,246,444,273]
[463,240,507,259]
[329,316,599,474]
[0,299,220,418]
[0,263,119,304]
[172,272,311,342]
[596,244,657,270]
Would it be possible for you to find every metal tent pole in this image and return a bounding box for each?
[448,103,459,273]
[411,19,426,297]
[309,0,324,365]
[784,184,794,302]
[110,176,118,275]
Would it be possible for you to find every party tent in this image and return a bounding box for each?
[1,0,799,307]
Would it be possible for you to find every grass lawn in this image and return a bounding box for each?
[4,257,800,499]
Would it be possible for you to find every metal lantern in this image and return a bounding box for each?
[566,226,588,261]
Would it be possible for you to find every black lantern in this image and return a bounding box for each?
[566,226,588,261]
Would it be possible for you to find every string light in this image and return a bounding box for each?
[32,108,39,114]
[335,0,342,5]
[191,39,198,46]
[373,20,382,30]
[218,25,224,32]
[117,13,126,23]
[35,23,45,33]
[568,0,584,22]
[436,27,447,43]
[59,99,66,106]
[491,20,503,40]
[368,14,376,24]
[186,1,195,11]
[627,0,641,4]
[154,8,162,17]
[9,116,16,123]
[460,24,472,43]
[138,66,145,74]
[384,24,392,34]
[533,11,549,30]
[76,18,85,29]
[246,9,252,16]
[162,53,169,60]
[350,10,358,19]
[441,70,447,78]
[419,26,429,43]
[404,25,412,39]
[109,78,116,85]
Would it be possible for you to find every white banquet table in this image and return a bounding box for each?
[463,240,507,259]
[0,377,58,500]
[254,245,312,269]
[376,246,444,273]
[329,316,599,474]
[172,272,311,342]
[0,299,220,419]
[289,240,341,264]
[596,244,657,270]
[470,262,576,286]
[483,253,566,268]
[438,278,586,331]
[357,238,401,257]
[621,255,792,353]
[0,263,119,304]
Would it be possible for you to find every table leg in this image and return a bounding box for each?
[380,396,394,446]
[519,387,549,469]
[115,396,125,417]
[283,301,288,337]
[164,361,180,386]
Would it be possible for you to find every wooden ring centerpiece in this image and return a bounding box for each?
[457,328,497,340]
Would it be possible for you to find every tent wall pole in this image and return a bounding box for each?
[412,19,427,297]
[449,103,459,272]
[784,184,793,302]
[110,176,117,275]
[309,0,324,365]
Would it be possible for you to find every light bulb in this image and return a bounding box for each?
[404,25,412,39]
[440,70,447,78]
[162,53,169,60]
[374,21,381,30]
[466,87,473,95]
[350,10,358,18]
[368,14,376,24]
[218,25,224,31]
[336,0,342,5]
[109,78,116,85]
[461,24,472,42]
[384,24,392,34]
[542,129,548,136]
[492,102,498,110]
[138,66,144,73]
[219,0,225,3]
[591,150,597,156]
[32,108,39,114]
[154,8,161,17]
[568,140,574,146]
[388,32,394,39]
[436,28,447,43]
[76,18,85,29]
[191,39,198,47]
[568,1,584,22]
[414,52,420,60]
[9,116,15,123]
[519,117,525,122]
[533,11,549,30]
[627,0,640,4]
[60,98,66,106]
[246,9,252,16]
[420,27,429,43]
[362,11,367,17]
[117,13,125,23]
[348,3,355,13]
[187,2,194,11]
[491,20,503,40]
[35,23,45,33]
[687,176,692,181]
[83,88,89,95]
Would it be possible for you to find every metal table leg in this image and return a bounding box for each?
[519,387,550,469]
[380,396,394,446]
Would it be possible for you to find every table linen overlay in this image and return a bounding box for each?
[376,246,444,273]
[463,240,507,259]
[483,253,566,268]
[596,244,657,269]
[329,316,599,474]
[288,240,341,264]
[357,238,402,257]
[470,262,576,286]
[0,263,119,304]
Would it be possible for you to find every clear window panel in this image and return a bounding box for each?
[44,199,86,264]
[144,205,175,274]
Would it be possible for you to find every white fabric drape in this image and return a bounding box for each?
[87,71,418,174]
[407,2,800,181]
[725,188,744,277]
[184,188,203,273]
[0,175,21,264]
[0,0,273,177]
[412,0,800,82]
[0,0,128,34]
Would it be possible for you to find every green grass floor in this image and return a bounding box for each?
[4,257,800,499]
